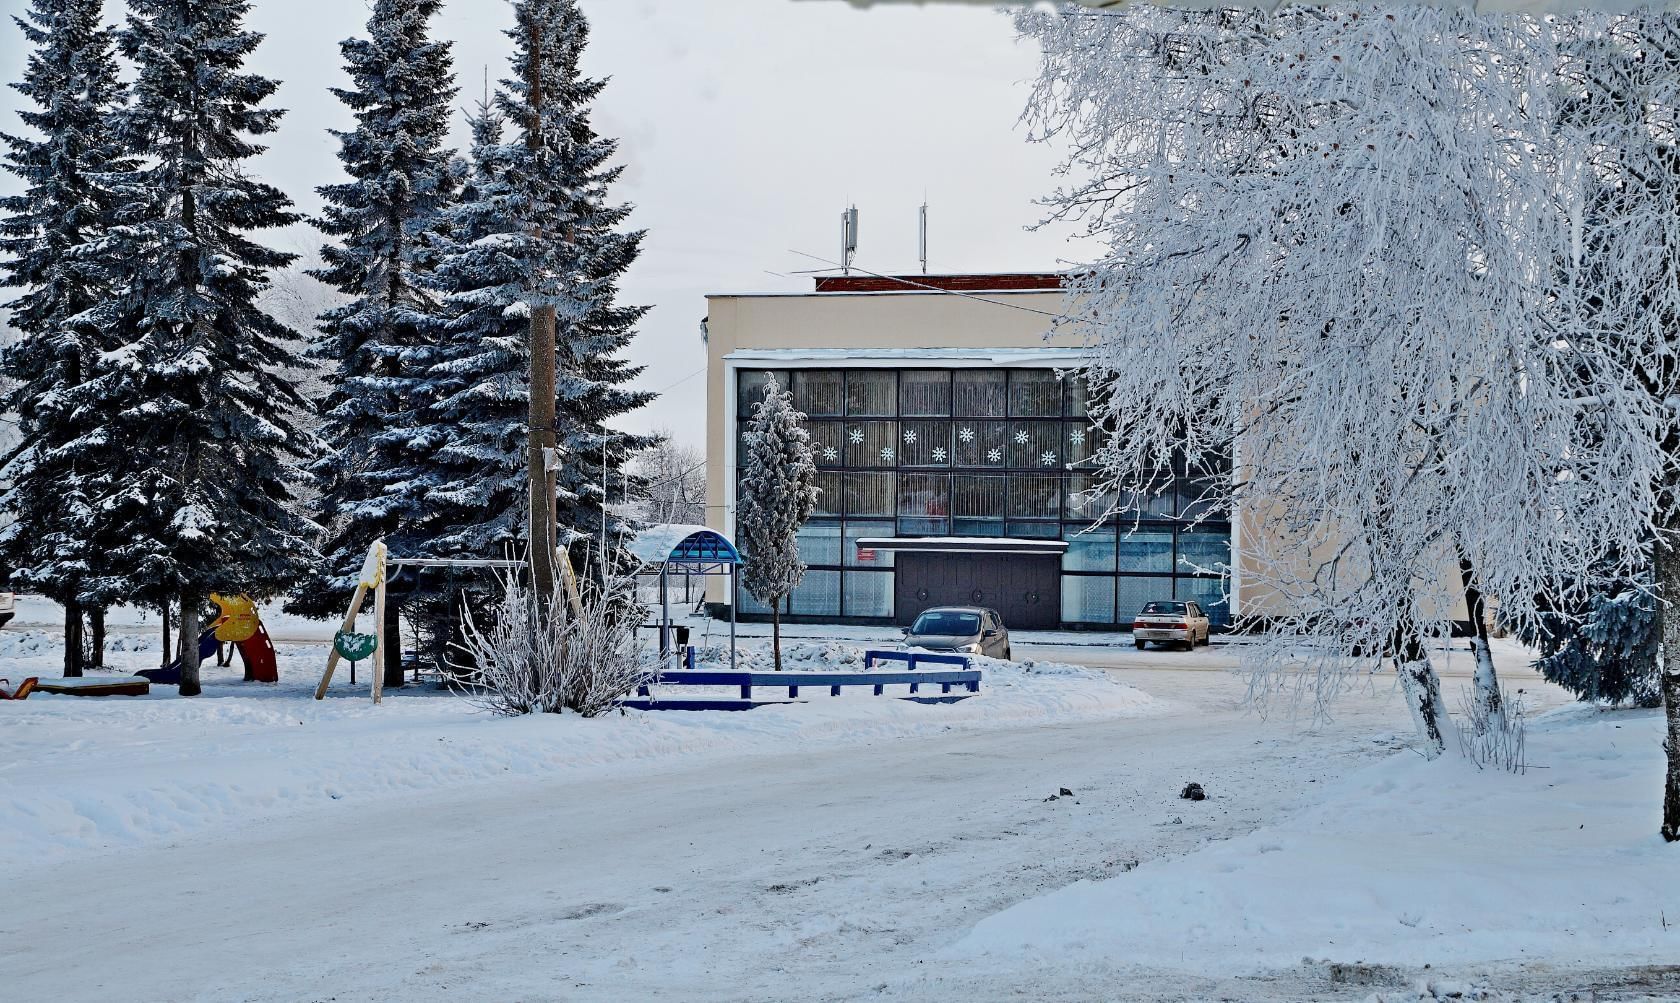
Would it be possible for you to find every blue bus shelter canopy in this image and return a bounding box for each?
[628,524,741,572]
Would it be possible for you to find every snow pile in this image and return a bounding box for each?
[954,703,1678,972]
[1,638,1163,863]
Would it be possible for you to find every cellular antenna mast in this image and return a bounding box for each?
[840,205,859,275]
[918,200,928,275]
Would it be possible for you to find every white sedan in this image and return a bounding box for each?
[1131,600,1211,650]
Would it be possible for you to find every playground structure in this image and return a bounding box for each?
[138,592,278,685]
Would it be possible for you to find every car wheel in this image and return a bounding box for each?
[1002,645,1012,661]
[1134,639,1145,650]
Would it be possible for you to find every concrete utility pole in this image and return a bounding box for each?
[524,17,558,605]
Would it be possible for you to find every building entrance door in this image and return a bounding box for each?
[894,552,1060,630]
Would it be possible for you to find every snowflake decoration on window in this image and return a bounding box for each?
[958,426,975,443]
[931,446,948,463]
[903,428,917,445]
[1040,451,1058,467]
[1014,429,1030,445]
[1070,428,1086,446]
[848,428,864,444]
[986,447,1003,463]
[822,446,839,462]
[880,446,895,463]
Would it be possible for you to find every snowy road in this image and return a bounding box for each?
[2,659,1581,1002]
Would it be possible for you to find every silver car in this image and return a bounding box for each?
[903,606,1011,660]
[1131,600,1211,650]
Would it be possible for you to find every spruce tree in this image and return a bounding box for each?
[72,0,314,695]
[0,0,126,675]
[737,375,818,671]
[304,0,457,687]
[1528,576,1661,708]
[492,0,653,597]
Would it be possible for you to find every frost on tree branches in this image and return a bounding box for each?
[1019,6,1665,756]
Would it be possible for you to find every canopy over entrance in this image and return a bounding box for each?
[627,524,740,572]
[629,524,743,670]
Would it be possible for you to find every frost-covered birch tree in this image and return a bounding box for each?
[1550,12,1680,840]
[737,375,818,672]
[1018,5,1661,757]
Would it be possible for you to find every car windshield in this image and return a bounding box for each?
[911,611,981,635]
[1139,602,1186,615]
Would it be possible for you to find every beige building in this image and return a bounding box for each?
[703,273,1238,631]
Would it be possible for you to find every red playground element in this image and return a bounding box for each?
[0,677,40,700]
[241,622,278,683]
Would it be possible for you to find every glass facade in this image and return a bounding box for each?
[736,367,1232,627]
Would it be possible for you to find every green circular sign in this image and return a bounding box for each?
[333,630,377,662]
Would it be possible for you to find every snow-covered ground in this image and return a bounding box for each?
[0,630,1161,864]
[3,619,1673,1001]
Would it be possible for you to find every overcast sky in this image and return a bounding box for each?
[0,0,1095,448]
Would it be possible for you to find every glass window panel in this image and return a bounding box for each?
[1010,474,1061,519]
[1120,488,1177,519]
[1006,521,1061,539]
[736,588,776,615]
[954,370,1006,416]
[795,522,842,566]
[899,370,952,417]
[1177,576,1231,627]
[812,472,841,517]
[1066,474,1117,523]
[952,419,1008,467]
[952,518,1004,537]
[1009,369,1062,417]
[1009,421,1063,469]
[843,472,895,517]
[844,420,899,468]
[1118,576,1177,622]
[1063,526,1117,572]
[1066,421,1098,468]
[898,473,950,519]
[843,570,894,618]
[899,516,949,535]
[952,475,1006,521]
[1065,373,1091,418]
[845,520,895,567]
[808,421,844,467]
[1119,528,1175,573]
[1062,575,1116,624]
[789,570,841,616]
[845,370,896,416]
[737,370,787,418]
[1177,528,1231,575]
[792,370,843,417]
[899,420,951,466]
[1178,478,1226,523]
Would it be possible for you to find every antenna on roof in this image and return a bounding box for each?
[918,200,928,275]
[840,205,859,275]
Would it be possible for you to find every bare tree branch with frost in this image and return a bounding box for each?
[454,567,654,717]
[1019,5,1663,757]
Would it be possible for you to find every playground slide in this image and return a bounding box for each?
[137,626,277,685]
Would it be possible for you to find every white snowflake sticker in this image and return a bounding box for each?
[1070,428,1086,446]
[1014,429,1030,445]
[932,446,948,463]
[880,447,895,463]
[986,447,1002,463]
[822,446,838,462]
[1041,451,1058,466]
[849,428,864,444]
[958,426,975,443]
[903,428,917,445]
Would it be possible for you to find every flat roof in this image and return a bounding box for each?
[812,273,1064,294]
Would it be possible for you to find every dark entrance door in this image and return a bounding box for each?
[894,552,1060,630]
